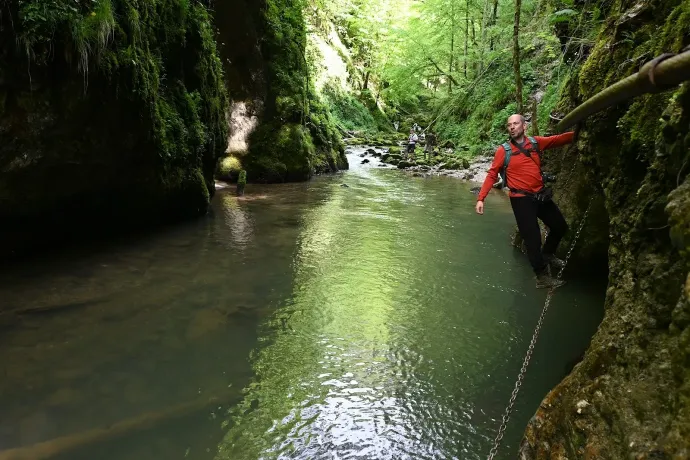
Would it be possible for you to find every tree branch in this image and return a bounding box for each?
[427,57,459,85]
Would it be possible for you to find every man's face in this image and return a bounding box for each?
[507,116,525,139]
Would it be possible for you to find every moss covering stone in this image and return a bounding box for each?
[0,0,228,258]
[243,0,347,183]
[519,0,690,456]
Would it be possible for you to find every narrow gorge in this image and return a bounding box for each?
[0,0,688,458]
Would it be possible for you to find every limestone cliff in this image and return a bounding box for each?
[519,0,690,456]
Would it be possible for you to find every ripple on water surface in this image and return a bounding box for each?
[0,149,604,460]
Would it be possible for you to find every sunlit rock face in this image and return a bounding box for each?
[213,0,347,183]
[226,101,260,156]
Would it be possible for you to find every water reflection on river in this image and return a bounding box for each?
[0,149,604,460]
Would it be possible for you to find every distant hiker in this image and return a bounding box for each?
[475,114,575,289]
[407,129,419,157]
[425,131,436,160]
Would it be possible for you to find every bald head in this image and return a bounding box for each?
[507,114,527,141]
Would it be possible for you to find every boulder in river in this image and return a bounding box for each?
[361,159,370,164]
[366,148,377,155]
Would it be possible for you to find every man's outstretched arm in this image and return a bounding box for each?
[476,146,506,214]
[535,132,575,150]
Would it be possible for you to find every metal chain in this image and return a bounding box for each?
[486,195,595,460]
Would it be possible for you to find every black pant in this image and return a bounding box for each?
[510,196,569,275]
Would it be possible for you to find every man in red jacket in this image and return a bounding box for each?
[475,114,575,288]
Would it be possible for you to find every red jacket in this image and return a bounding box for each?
[477,132,574,201]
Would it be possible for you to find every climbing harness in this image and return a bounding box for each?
[486,195,595,460]
[557,45,690,132]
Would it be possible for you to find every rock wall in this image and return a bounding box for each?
[0,0,228,259]
[214,0,348,183]
[519,0,690,456]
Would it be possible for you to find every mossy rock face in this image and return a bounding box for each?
[240,0,347,182]
[519,0,690,457]
[439,160,461,170]
[0,0,228,258]
[344,137,365,145]
[397,161,415,169]
[462,158,471,169]
[217,156,242,181]
[246,123,313,182]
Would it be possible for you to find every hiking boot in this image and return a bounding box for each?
[544,254,566,270]
[535,273,566,289]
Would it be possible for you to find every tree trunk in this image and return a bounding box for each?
[489,0,499,51]
[363,70,370,90]
[464,0,469,78]
[513,0,523,113]
[531,98,540,135]
[479,0,489,72]
[471,19,477,74]
[449,2,455,94]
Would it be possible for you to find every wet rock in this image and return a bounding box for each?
[341,183,350,187]
[575,399,590,414]
[366,148,376,155]
[360,159,370,164]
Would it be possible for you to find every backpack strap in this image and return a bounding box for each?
[526,136,541,156]
[502,142,512,167]
[500,142,512,189]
